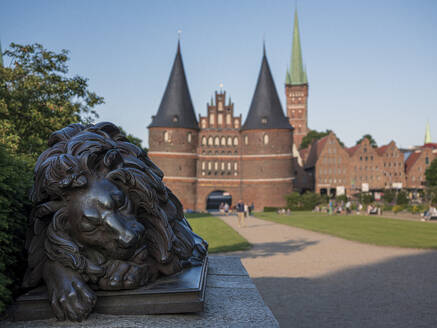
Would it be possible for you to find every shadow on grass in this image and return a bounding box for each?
[209,242,252,254]
[232,239,318,259]
[252,251,437,328]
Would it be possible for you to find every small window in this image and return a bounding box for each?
[227,162,231,170]
[233,137,239,146]
[164,131,169,142]
[201,120,207,128]
[426,157,429,164]
[187,132,192,143]
[261,117,268,125]
[234,120,239,128]
[226,114,231,125]
[234,162,238,170]
[201,136,206,145]
[209,114,215,125]
[214,136,220,146]
[208,136,213,146]
[263,134,269,145]
[244,135,248,145]
[221,136,226,146]
[218,114,223,125]
[227,137,232,146]
[201,162,206,170]
[214,162,218,170]
[208,162,212,170]
[172,115,179,123]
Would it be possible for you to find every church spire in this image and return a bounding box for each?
[287,8,307,85]
[149,40,198,130]
[243,47,293,131]
[425,121,432,144]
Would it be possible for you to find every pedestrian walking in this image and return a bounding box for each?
[236,200,245,227]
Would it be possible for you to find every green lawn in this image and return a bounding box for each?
[255,211,437,249]
[186,213,251,253]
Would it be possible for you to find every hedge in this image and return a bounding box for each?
[0,145,33,313]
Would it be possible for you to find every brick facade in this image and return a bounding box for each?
[285,83,309,148]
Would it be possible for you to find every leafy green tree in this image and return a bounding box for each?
[0,145,33,312]
[0,43,104,158]
[425,158,437,187]
[356,134,377,148]
[300,130,344,150]
[382,190,396,204]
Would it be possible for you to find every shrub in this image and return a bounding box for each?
[383,204,393,212]
[396,190,409,205]
[382,190,396,204]
[392,205,404,214]
[0,145,33,313]
[285,192,302,211]
[336,195,348,203]
[285,192,321,211]
[360,193,374,205]
[264,207,280,212]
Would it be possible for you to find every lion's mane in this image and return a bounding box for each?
[23,122,207,288]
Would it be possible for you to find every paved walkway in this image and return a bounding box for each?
[217,214,437,328]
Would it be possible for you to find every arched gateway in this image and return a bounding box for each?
[206,190,232,211]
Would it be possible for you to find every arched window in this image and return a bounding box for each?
[226,114,231,125]
[244,135,248,145]
[227,136,232,146]
[201,120,207,129]
[214,136,220,146]
[227,162,231,170]
[208,136,213,146]
[263,134,269,145]
[164,131,169,142]
[208,162,212,170]
[201,136,206,145]
[233,137,239,146]
[187,132,192,143]
[221,136,226,146]
[214,162,218,170]
[201,162,206,170]
[234,162,238,170]
[209,114,215,125]
[221,162,225,170]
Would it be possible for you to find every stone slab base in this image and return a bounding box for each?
[2,256,278,327]
[9,257,208,321]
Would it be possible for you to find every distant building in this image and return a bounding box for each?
[405,143,437,190]
[148,42,293,211]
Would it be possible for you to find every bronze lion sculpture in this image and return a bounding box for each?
[22,122,207,321]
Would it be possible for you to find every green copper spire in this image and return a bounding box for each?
[425,121,431,144]
[287,9,307,85]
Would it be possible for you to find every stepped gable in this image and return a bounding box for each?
[242,48,293,131]
[149,41,198,130]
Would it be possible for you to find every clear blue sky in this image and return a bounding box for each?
[1,0,436,148]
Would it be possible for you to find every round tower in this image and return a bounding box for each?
[148,41,198,210]
[241,48,294,211]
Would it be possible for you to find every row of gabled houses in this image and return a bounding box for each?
[295,131,437,197]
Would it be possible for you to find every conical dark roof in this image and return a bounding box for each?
[242,49,293,130]
[149,41,198,130]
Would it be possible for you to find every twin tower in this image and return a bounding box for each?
[148,11,309,211]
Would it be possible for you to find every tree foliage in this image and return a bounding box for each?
[0,43,104,158]
[285,191,321,211]
[300,129,344,150]
[0,146,33,312]
[356,134,377,148]
[425,158,437,187]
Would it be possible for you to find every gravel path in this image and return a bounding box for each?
[217,214,437,328]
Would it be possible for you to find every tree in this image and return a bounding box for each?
[356,134,377,148]
[425,158,437,187]
[118,126,148,153]
[0,43,104,158]
[300,129,344,150]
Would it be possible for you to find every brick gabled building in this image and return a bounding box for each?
[305,132,350,195]
[377,141,405,189]
[148,43,294,211]
[405,143,437,189]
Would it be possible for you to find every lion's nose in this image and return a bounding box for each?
[105,214,144,248]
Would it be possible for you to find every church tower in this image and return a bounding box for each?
[148,40,199,210]
[285,9,309,149]
[241,46,294,210]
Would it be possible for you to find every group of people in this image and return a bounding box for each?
[423,206,437,221]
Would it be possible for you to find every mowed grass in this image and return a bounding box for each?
[186,213,251,253]
[255,211,437,249]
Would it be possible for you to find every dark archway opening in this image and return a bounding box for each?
[206,190,232,211]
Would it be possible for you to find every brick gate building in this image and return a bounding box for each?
[148,42,294,211]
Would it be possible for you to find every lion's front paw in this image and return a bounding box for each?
[49,279,96,322]
[98,260,150,290]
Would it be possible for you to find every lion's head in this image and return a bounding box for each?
[23,122,207,289]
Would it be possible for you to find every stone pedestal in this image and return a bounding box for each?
[2,256,278,328]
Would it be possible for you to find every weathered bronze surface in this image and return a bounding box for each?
[20,122,208,321]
